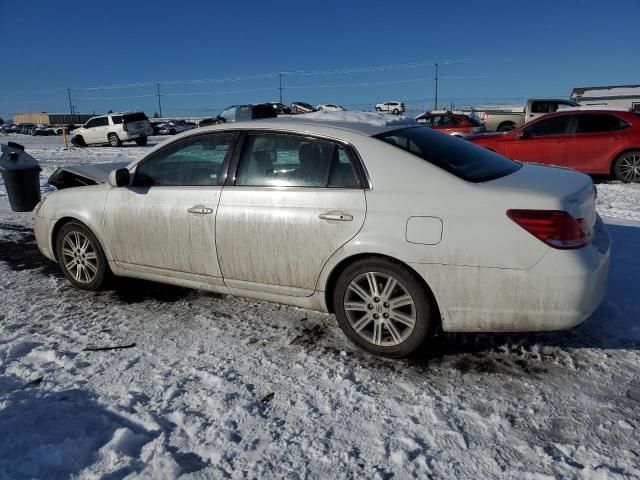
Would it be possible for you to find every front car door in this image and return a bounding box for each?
[215,131,367,297]
[505,115,572,167]
[103,132,237,282]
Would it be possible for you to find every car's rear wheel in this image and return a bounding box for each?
[392,108,400,115]
[613,150,640,183]
[498,122,516,132]
[135,136,148,146]
[333,258,434,358]
[55,221,109,290]
[108,133,122,147]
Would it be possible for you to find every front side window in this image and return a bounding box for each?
[95,117,109,127]
[235,133,360,188]
[524,115,572,137]
[135,132,236,186]
[375,126,521,182]
[575,114,627,133]
[85,118,97,128]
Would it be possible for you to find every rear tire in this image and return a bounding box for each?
[332,258,434,358]
[498,122,516,132]
[108,133,122,147]
[55,221,110,290]
[612,150,640,183]
[135,136,148,146]
[392,108,400,115]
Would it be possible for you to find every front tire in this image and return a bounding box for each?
[71,135,86,147]
[332,258,434,358]
[135,136,148,146]
[55,221,109,290]
[108,133,122,147]
[612,150,640,183]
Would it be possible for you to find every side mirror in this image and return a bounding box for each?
[216,115,226,123]
[108,168,131,188]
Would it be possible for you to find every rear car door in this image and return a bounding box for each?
[216,131,367,297]
[566,113,630,173]
[505,115,572,167]
[103,132,237,281]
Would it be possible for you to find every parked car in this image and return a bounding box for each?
[481,99,579,132]
[468,109,640,182]
[16,123,36,135]
[71,112,152,147]
[290,102,316,114]
[317,104,346,112]
[157,120,196,135]
[199,104,277,127]
[32,124,56,136]
[376,101,406,115]
[267,102,292,115]
[1,123,18,133]
[415,111,485,137]
[35,114,610,358]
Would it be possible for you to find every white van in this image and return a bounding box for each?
[71,112,153,147]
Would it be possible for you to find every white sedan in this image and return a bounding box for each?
[34,112,610,357]
[317,104,346,112]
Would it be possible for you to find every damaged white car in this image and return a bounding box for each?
[35,112,610,357]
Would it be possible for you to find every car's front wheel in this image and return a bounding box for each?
[613,150,640,183]
[55,221,109,290]
[108,133,122,147]
[135,135,148,146]
[333,258,435,358]
[392,108,400,115]
[71,135,86,147]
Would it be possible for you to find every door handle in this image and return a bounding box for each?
[319,211,353,221]
[188,205,213,215]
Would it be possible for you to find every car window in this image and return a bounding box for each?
[524,115,572,137]
[531,101,554,113]
[235,133,360,188]
[123,112,148,122]
[135,132,237,186]
[375,126,521,183]
[575,114,627,134]
[111,115,123,124]
[220,108,236,122]
[85,119,97,128]
[95,117,109,127]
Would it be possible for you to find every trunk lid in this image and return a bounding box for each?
[123,113,150,136]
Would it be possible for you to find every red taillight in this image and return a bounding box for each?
[507,210,588,250]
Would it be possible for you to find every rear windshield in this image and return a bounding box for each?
[123,112,148,123]
[375,126,521,182]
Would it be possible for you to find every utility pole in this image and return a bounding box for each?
[433,61,439,110]
[278,73,283,104]
[67,88,74,123]
[156,83,163,118]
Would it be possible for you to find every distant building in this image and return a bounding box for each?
[12,112,94,125]
[570,85,640,111]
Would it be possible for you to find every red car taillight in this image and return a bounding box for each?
[506,210,588,250]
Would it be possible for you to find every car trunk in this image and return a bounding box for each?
[487,163,597,235]
[123,113,148,136]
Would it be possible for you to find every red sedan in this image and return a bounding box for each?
[468,109,640,182]
[415,111,485,137]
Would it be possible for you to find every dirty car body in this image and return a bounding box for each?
[34,116,611,357]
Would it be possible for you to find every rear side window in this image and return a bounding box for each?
[524,115,571,137]
[111,115,123,124]
[94,117,109,127]
[375,126,521,182]
[576,114,627,133]
[123,112,148,123]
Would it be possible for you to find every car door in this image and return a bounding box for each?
[94,116,110,143]
[103,131,238,282]
[215,131,367,297]
[505,115,572,167]
[82,118,98,143]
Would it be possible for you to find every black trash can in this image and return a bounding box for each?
[1,142,42,212]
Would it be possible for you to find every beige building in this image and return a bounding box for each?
[12,112,94,125]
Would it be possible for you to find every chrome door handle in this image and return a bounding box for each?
[188,205,213,215]
[319,211,353,221]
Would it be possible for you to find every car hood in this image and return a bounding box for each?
[48,162,129,189]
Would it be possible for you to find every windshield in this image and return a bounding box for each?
[375,126,521,182]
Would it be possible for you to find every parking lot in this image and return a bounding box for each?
[0,135,639,478]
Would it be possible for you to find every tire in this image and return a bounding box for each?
[135,136,148,146]
[71,135,86,147]
[55,221,110,290]
[375,107,381,112]
[317,106,323,111]
[108,133,122,147]
[612,150,640,183]
[392,108,400,115]
[169,129,176,135]
[498,122,516,132]
[332,257,435,358]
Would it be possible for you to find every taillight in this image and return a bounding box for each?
[506,210,588,250]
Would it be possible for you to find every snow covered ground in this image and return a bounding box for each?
[0,134,639,479]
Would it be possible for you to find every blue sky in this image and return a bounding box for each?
[1,0,639,120]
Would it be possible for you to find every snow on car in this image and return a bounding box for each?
[33,113,609,358]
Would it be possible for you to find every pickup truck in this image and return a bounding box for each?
[481,99,579,132]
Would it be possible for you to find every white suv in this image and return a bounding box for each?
[375,101,406,115]
[71,112,152,147]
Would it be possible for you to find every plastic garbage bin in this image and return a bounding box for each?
[0,141,42,212]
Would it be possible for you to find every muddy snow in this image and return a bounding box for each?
[0,135,639,478]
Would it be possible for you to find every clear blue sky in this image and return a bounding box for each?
[1,0,639,120]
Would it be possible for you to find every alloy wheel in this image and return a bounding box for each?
[61,231,99,284]
[617,153,640,182]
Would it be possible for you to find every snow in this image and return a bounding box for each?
[1,135,640,478]
[300,110,416,127]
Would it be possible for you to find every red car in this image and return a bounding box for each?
[468,109,640,182]
[415,111,485,137]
